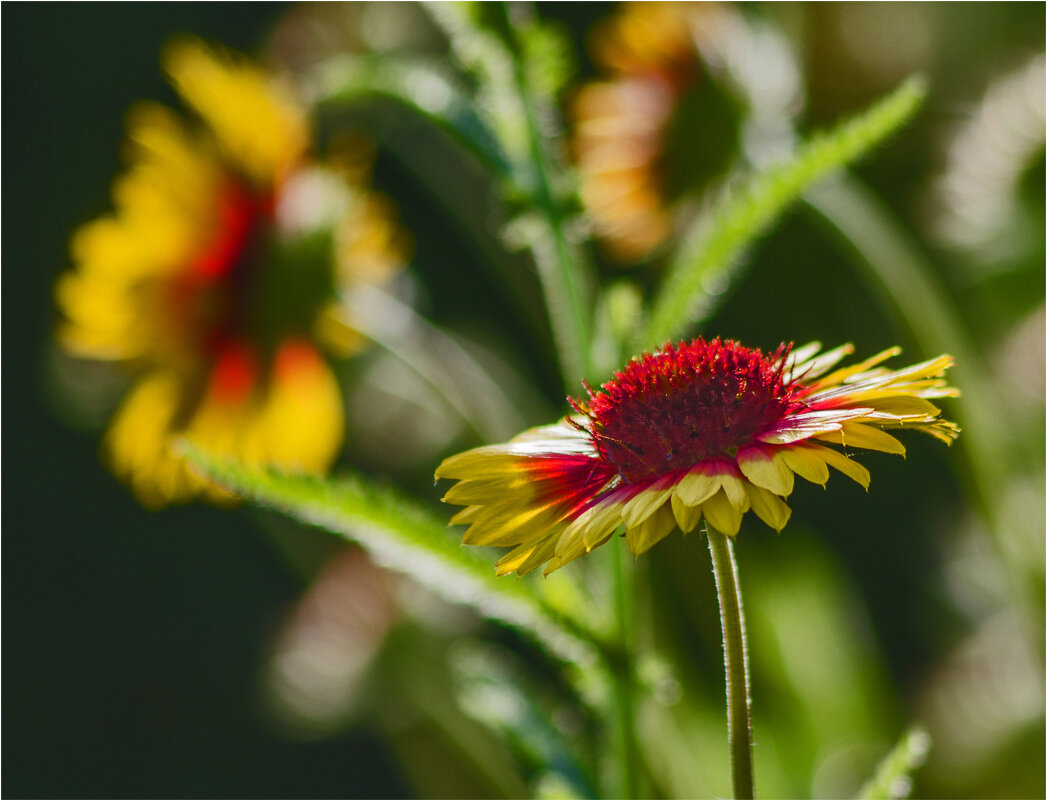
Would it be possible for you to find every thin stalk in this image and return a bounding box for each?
[609,535,640,798]
[706,525,755,799]
[499,4,592,380]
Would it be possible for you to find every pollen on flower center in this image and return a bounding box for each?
[574,338,799,483]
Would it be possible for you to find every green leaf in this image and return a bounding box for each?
[858,726,931,799]
[641,76,928,351]
[180,443,600,667]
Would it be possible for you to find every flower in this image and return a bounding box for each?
[436,339,959,576]
[55,39,410,507]
[571,2,721,263]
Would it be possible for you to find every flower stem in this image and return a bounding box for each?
[609,535,640,798]
[706,525,755,799]
[497,4,593,382]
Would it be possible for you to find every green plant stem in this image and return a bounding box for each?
[706,525,755,799]
[609,535,640,799]
[499,5,592,381]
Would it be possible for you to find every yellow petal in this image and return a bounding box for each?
[435,450,524,480]
[576,502,626,550]
[104,372,196,507]
[702,489,743,536]
[818,422,906,455]
[442,475,533,504]
[448,505,484,525]
[621,483,674,528]
[851,395,941,418]
[779,445,830,486]
[807,444,871,489]
[625,503,676,555]
[164,38,307,183]
[676,467,723,506]
[719,473,749,511]
[670,493,703,534]
[811,346,901,388]
[737,446,794,496]
[746,483,791,531]
[462,500,563,547]
[512,525,569,575]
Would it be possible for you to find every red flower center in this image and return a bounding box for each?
[573,338,799,483]
[166,176,275,358]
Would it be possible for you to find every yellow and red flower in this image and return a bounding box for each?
[437,339,958,576]
[55,39,409,506]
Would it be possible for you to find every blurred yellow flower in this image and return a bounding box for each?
[55,39,410,507]
[572,2,719,263]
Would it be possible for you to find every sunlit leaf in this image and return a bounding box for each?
[642,77,928,350]
[180,443,600,667]
[858,726,932,800]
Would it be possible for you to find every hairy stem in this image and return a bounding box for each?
[706,525,755,799]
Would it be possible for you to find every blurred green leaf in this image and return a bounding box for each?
[858,726,931,800]
[642,76,928,351]
[451,641,597,797]
[804,175,1043,626]
[180,443,600,667]
[313,53,513,179]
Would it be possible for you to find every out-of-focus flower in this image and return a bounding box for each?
[571,2,720,263]
[55,39,410,507]
[437,339,958,575]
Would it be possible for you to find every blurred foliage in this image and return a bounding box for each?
[6,2,1044,798]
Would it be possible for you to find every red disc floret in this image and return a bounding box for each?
[572,338,801,483]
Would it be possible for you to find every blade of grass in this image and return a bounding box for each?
[640,77,927,352]
[858,726,931,800]
[180,443,600,667]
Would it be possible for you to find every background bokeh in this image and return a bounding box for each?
[4,2,1044,798]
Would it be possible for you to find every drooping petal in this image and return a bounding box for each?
[778,443,830,486]
[806,443,871,489]
[626,502,677,555]
[702,489,743,536]
[746,484,792,531]
[670,492,703,534]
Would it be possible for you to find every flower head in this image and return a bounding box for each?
[55,39,410,506]
[437,339,958,576]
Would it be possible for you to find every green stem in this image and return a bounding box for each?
[706,525,755,799]
[609,535,640,798]
[500,4,592,380]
